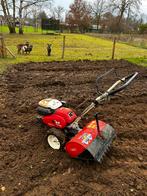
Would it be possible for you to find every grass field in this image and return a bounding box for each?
[0,33,147,72]
[0,25,43,34]
[0,25,58,34]
[87,33,147,49]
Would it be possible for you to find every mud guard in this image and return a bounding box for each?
[65,120,116,162]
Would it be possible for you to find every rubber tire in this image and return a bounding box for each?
[47,128,65,150]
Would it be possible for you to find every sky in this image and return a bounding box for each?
[0,0,147,19]
[53,0,73,10]
[140,0,147,14]
[54,0,147,14]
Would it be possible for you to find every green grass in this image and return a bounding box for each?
[0,33,147,72]
[0,25,57,34]
[0,25,9,33]
[127,57,147,66]
[0,25,40,34]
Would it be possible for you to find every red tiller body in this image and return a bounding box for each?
[42,107,77,129]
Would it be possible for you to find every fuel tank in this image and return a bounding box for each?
[42,107,77,129]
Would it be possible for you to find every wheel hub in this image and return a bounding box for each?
[47,135,61,150]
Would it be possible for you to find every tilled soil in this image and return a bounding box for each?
[0,60,147,196]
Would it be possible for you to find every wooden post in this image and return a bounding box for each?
[62,35,66,59]
[0,34,14,58]
[112,37,116,60]
[1,36,5,58]
[0,34,6,58]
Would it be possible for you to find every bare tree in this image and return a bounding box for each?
[110,0,141,31]
[17,0,53,34]
[91,0,108,30]
[66,0,91,33]
[52,6,64,21]
[0,0,53,34]
[1,0,16,33]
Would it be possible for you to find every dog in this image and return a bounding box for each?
[47,44,52,56]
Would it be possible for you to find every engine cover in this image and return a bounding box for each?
[42,107,77,129]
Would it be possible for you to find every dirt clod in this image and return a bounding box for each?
[137,155,143,161]
[1,186,6,192]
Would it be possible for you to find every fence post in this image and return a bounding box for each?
[0,34,6,58]
[0,34,15,58]
[112,37,116,60]
[62,35,66,59]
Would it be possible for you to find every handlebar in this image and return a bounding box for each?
[95,72,138,103]
[96,68,115,94]
[71,71,138,125]
[107,72,138,96]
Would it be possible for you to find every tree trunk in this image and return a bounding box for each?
[8,25,16,34]
[19,27,23,34]
[19,0,24,34]
[96,14,101,30]
[116,10,124,32]
[116,3,125,32]
[12,0,16,32]
[1,0,16,34]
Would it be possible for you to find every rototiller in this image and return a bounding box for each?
[36,70,138,162]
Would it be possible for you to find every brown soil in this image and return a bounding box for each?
[0,60,147,196]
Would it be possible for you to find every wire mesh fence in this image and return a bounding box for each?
[3,33,147,64]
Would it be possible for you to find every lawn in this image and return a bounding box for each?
[0,25,42,34]
[0,33,147,72]
[0,25,57,34]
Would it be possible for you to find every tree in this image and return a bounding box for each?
[110,0,141,32]
[38,11,48,19]
[91,0,108,30]
[52,6,64,21]
[101,12,115,32]
[66,0,91,33]
[1,0,16,33]
[0,0,53,34]
[17,0,52,34]
[139,23,147,34]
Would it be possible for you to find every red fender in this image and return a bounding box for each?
[65,120,106,158]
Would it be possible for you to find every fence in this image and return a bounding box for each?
[1,34,146,63]
[0,34,7,58]
[59,35,146,61]
[0,34,15,58]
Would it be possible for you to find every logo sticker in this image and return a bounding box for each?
[87,121,96,129]
[79,133,92,145]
